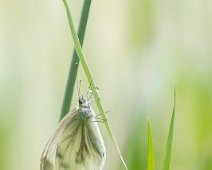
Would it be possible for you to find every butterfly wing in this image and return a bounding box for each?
[40,108,79,170]
[56,116,106,170]
[84,120,106,170]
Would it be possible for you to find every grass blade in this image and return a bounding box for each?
[163,88,176,170]
[148,118,155,170]
[62,0,128,169]
[60,0,91,120]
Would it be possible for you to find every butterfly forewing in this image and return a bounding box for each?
[40,109,79,170]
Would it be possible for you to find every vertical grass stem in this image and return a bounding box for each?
[60,0,91,120]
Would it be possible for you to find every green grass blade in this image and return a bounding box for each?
[148,118,155,170]
[60,0,91,120]
[62,0,128,169]
[163,88,176,170]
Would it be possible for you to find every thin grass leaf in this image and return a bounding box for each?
[148,118,155,170]
[61,0,128,169]
[163,88,176,170]
[60,0,91,120]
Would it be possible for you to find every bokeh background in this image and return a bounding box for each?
[0,0,212,169]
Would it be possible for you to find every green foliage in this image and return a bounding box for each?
[148,118,155,170]
[163,88,176,170]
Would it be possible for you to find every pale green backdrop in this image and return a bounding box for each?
[0,0,212,169]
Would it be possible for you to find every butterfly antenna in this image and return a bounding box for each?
[78,80,82,97]
[86,80,93,101]
[76,74,79,96]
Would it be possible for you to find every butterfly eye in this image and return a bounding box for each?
[79,97,85,105]
[79,99,83,104]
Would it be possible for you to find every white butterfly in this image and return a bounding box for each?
[40,96,106,170]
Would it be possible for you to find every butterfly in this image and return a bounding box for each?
[40,96,106,170]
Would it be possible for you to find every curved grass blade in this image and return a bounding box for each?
[62,0,128,169]
[163,88,176,170]
[60,0,92,120]
[148,118,155,170]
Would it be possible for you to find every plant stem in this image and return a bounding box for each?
[62,0,128,169]
[60,0,91,120]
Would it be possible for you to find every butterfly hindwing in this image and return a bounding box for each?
[55,113,106,170]
[85,120,106,169]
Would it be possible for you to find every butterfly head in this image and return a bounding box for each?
[79,96,90,109]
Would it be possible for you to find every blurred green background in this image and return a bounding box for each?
[0,0,212,170]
